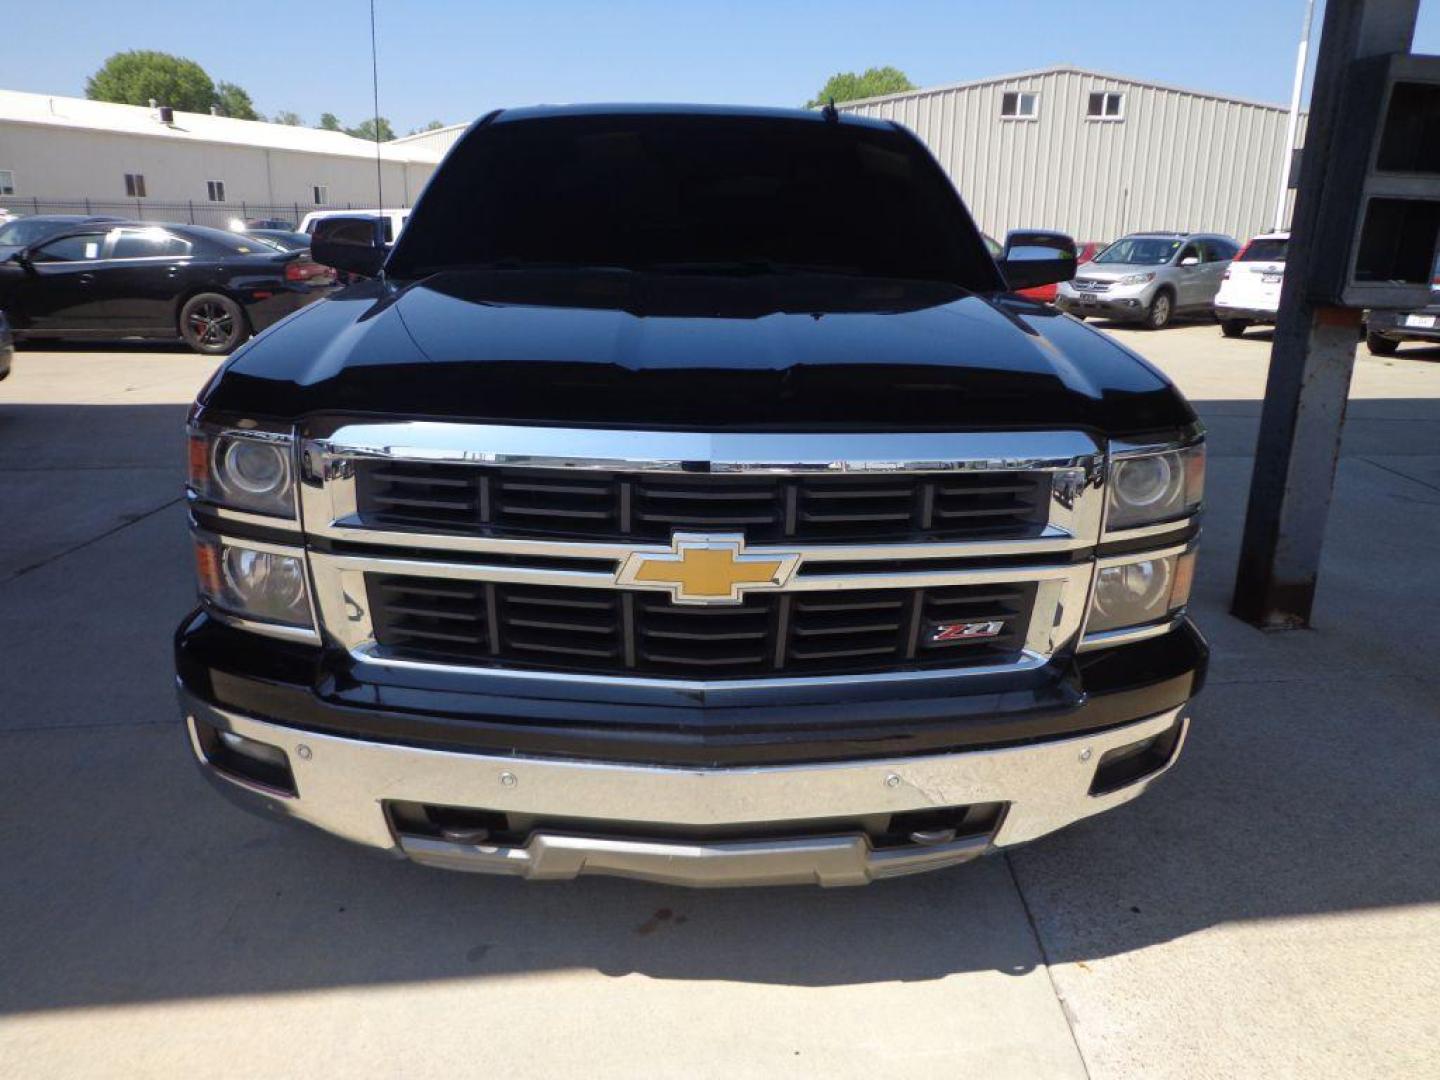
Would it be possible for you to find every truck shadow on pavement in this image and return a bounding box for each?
[0,395,1437,1010]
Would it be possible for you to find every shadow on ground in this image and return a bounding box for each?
[0,390,1437,1012]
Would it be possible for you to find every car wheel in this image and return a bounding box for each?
[1366,332,1400,356]
[1220,319,1250,338]
[180,293,249,355]
[1145,290,1174,330]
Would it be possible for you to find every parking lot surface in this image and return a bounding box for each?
[2,326,1438,1078]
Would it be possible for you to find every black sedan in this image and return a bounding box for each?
[0,307,12,382]
[0,214,124,262]
[243,229,313,252]
[0,222,336,354]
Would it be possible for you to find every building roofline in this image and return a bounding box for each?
[834,64,1296,114]
[0,89,443,164]
[387,122,469,144]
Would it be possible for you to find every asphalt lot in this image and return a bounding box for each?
[1,324,1438,1078]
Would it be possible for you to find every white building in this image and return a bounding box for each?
[387,122,470,160]
[839,66,1304,243]
[0,89,443,223]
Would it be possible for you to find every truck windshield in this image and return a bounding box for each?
[388,112,1000,289]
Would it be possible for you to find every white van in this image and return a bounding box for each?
[298,208,410,245]
[1214,231,1289,338]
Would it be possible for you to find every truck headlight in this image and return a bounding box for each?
[1087,548,1196,635]
[188,424,297,519]
[194,531,314,633]
[1107,442,1205,532]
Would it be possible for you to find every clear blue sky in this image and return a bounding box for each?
[5,1,1439,133]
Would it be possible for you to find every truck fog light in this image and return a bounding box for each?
[194,532,313,629]
[193,716,297,795]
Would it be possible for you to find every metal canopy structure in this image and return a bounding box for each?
[1232,0,1425,629]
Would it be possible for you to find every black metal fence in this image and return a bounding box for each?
[2,197,411,231]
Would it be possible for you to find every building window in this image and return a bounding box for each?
[1087,92,1125,120]
[206,180,226,202]
[312,184,329,205]
[0,170,14,195]
[1000,92,1039,120]
[124,173,147,198]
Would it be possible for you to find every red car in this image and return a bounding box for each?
[985,234,1104,302]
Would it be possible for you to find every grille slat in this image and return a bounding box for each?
[354,462,1050,542]
[367,574,1036,679]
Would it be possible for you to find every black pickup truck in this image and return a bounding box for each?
[176,105,1206,887]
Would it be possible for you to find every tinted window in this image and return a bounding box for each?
[391,114,998,288]
[1093,237,1184,266]
[1238,238,1289,262]
[110,229,193,258]
[1178,244,1201,263]
[0,219,78,247]
[1202,239,1236,262]
[31,233,105,262]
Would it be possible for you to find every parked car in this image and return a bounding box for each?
[240,217,296,231]
[0,214,125,262]
[1366,255,1440,355]
[298,208,409,244]
[1055,232,1239,328]
[1016,240,1104,303]
[243,229,312,252]
[0,222,336,354]
[176,104,1207,887]
[0,308,12,381]
[1213,231,1289,337]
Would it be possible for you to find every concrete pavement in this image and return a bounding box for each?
[1,325,1437,1078]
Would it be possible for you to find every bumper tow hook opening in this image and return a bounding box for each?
[908,828,958,847]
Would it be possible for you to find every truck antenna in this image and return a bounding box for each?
[368,0,386,283]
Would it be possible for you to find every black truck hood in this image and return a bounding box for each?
[205,270,1194,434]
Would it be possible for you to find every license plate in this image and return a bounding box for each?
[1262,273,1282,284]
[1404,313,1436,329]
[1079,292,1099,304]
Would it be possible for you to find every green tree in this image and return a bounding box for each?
[407,119,447,135]
[317,112,343,131]
[806,66,915,108]
[85,50,215,112]
[273,110,304,126]
[214,80,260,120]
[346,116,396,141]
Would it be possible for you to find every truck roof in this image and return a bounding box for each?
[489,102,895,131]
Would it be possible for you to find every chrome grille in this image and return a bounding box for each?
[1071,278,1111,292]
[352,462,1050,544]
[367,574,1036,679]
[303,424,1106,684]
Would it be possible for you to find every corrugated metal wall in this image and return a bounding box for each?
[842,68,1303,244]
[387,123,468,158]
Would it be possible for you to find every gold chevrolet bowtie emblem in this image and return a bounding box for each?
[616,533,801,605]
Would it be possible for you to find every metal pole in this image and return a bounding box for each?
[1233,0,1421,629]
[1274,0,1317,231]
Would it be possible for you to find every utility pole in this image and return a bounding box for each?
[1233,0,1423,629]
[1274,0,1317,231]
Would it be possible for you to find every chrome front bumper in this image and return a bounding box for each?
[180,688,1187,887]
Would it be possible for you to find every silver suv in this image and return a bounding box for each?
[1055,232,1239,329]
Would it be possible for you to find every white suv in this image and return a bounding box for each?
[1214,231,1289,338]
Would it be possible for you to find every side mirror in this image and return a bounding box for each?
[997,230,1078,291]
[311,216,387,279]
[8,249,34,271]
[1179,255,1200,267]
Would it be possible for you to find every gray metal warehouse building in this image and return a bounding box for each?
[838,65,1303,244]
